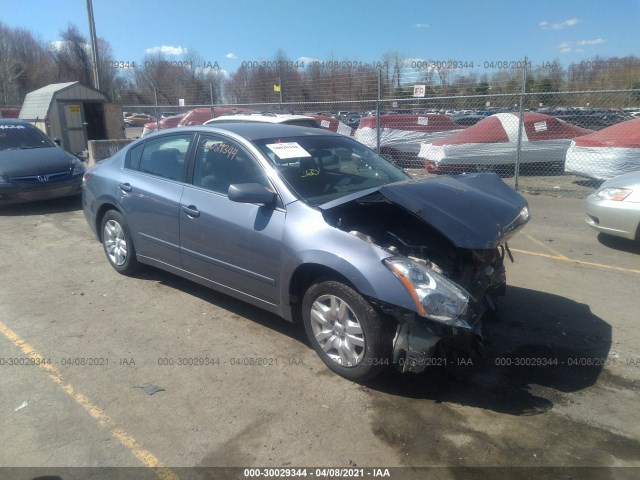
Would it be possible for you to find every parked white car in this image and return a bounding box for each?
[204,113,320,128]
[585,171,640,241]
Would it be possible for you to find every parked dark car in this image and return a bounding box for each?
[450,114,487,127]
[555,111,632,130]
[82,124,530,380]
[0,119,85,205]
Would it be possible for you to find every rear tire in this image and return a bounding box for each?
[302,281,392,381]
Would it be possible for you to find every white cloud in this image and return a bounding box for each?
[225,53,237,59]
[47,40,90,53]
[145,45,188,56]
[557,18,580,29]
[405,57,435,71]
[556,38,605,53]
[557,41,572,52]
[576,38,605,45]
[298,56,319,64]
[414,23,430,28]
[47,40,66,51]
[540,18,580,30]
[194,67,228,78]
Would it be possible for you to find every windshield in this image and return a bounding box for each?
[253,134,410,205]
[0,124,56,151]
[282,119,320,128]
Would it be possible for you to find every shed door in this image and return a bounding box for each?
[59,102,87,156]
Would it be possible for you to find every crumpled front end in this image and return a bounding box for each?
[386,244,511,373]
[321,173,530,373]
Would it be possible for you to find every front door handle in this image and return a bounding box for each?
[118,183,132,193]
[182,205,200,218]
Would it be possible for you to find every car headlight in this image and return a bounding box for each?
[384,257,470,328]
[71,158,86,176]
[596,188,632,201]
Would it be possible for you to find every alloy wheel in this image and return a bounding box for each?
[309,294,365,367]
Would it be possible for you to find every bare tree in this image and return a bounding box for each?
[0,22,54,104]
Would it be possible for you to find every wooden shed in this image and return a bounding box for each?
[19,82,111,156]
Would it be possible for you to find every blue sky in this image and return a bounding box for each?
[3,0,640,73]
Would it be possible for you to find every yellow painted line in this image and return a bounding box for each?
[524,234,570,260]
[0,320,179,480]
[510,248,640,274]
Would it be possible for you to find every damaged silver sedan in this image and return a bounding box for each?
[82,123,529,381]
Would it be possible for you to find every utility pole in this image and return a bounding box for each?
[86,0,101,90]
[278,71,283,111]
[514,56,528,190]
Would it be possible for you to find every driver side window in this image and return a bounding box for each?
[192,135,269,194]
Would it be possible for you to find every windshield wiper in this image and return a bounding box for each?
[2,146,45,150]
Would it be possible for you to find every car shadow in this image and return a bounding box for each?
[0,195,82,216]
[133,269,612,416]
[574,179,603,189]
[368,285,612,416]
[134,267,308,344]
[597,232,640,254]
[516,163,565,176]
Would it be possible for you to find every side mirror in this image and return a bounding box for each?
[228,183,277,206]
[54,138,61,146]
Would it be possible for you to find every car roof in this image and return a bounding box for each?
[172,122,338,141]
[205,113,315,124]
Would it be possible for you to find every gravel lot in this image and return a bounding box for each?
[0,186,639,479]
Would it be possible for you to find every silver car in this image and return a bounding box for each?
[585,171,640,241]
[82,124,529,380]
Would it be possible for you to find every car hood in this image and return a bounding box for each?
[320,173,529,249]
[600,171,640,190]
[0,147,76,177]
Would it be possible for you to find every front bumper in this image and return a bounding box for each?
[0,179,83,205]
[371,295,486,374]
[371,246,509,373]
[585,195,640,240]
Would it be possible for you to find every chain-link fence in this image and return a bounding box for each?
[114,61,639,198]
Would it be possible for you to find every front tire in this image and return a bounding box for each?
[100,210,141,275]
[302,281,392,381]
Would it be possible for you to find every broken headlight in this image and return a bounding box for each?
[384,257,470,328]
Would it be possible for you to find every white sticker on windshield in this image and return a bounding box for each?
[320,120,330,128]
[534,121,547,132]
[417,117,429,126]
[266,142,311,159]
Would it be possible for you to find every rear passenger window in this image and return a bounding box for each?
[127,134,192,181]
[126,143,144,170]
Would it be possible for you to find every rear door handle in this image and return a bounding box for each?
[118,183,132,192]
[182,205,200,218]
